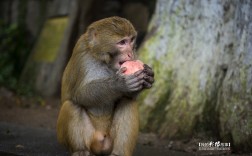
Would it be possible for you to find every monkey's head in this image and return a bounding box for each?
[86,16,137,70]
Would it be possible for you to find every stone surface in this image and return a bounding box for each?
[137,0,252,151]
[0,122,191,156]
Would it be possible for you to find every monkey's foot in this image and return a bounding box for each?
[72,150,93,156]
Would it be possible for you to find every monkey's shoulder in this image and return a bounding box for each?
[83,53,113,83]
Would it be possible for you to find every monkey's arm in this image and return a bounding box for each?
[73,69,145,107]
[74,78,122,107]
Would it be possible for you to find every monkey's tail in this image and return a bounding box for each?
[90,131,113,155]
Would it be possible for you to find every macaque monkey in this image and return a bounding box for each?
[57,16,154,156]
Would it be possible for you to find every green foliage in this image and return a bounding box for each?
[0,21,31,94]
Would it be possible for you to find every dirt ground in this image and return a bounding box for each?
[0,87,245,156]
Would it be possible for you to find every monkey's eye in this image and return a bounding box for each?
[117,39,127,45]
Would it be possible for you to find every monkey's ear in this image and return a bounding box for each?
[88,28,98,46]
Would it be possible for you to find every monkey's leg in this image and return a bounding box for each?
[86,113,113,155]
[110,100,139,156]
[57,100,94,156]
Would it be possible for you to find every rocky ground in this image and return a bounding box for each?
[0,87,247,156]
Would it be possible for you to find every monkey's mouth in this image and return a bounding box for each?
[119,61,126,66]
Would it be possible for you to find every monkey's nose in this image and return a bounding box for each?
[128,53,133,59]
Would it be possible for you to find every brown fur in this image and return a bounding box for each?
[57,16,154,156]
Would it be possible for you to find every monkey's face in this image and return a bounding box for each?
[86,16,138,71]
[111,35,136,70]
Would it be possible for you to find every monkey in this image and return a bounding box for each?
[57,16,154,156]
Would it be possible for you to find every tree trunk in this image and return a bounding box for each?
[138,0,252,151]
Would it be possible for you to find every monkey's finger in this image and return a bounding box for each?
[128,80,145,89]
[144,64,153,71]
[144,64,154,76]
[143,81,152,89]
[144,75,155,84]
[126,72,145,85]
[134,69,145,77]
[130,84,143,92]
[117,67,127,76]
[144,68,154,77]
[144,64,150,68]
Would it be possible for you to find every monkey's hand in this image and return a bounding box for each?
[143,64,155,89]
[116,67,146,94]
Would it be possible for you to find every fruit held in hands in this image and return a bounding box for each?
[121,60,144,75]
